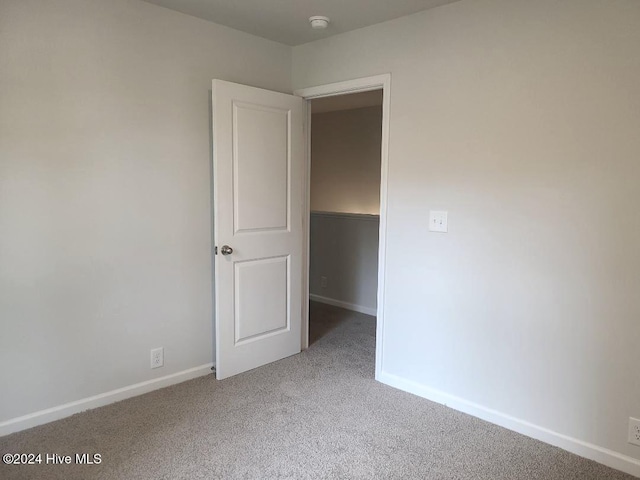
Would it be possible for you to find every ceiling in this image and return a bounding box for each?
[311,90,382,114]
[141,0,461,46]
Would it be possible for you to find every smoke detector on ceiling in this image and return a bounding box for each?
[309,16,330,30]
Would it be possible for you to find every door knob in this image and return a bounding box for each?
[220,245,233,255]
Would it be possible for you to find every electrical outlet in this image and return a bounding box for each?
[321,276,327,288]
[429,210,448,233]
[629,418,640,446]
[150,347,164,369]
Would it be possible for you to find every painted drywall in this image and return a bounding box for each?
[294,0,640,470]
[311,107,382,215]
[311,90,383,114]
[310,212,379,313]
[0,0,291,423]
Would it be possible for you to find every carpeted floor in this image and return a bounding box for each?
[0,302,633,479]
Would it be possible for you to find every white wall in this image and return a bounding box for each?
[0,0,291,425]
[295,0,640,473]
[311,106,382,215]
[310,212,378,314]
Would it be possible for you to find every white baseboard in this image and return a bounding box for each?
[378,371,640,478]
[0,363,213,437]
[310,293,376,316]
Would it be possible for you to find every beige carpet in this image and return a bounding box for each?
[0,302,633,479]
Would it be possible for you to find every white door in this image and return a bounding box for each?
[212,80,304,380]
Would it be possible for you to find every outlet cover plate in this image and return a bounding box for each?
[151,347,164,369]
[629,417,640,446]
[429,210,448,233]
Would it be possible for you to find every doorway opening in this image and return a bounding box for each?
[296,75,391,380]
[308,90,382,351]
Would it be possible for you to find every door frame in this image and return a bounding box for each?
[294,74,391,380]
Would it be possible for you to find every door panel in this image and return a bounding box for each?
[233,102,290,233]
[212,80,304,380]
[234,256,289,344]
